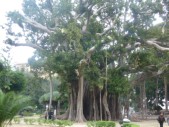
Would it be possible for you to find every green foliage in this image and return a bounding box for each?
[108,67,130,94]
[24,118,36,125]
[88,19,103,36]
[52,51,81,81]
[23,118,29,124]
[146,22,169,41]
[13,117,20,124]
[146,77,164,110]
[85,62,101,89]
[0,70,26,93]
[23,0,39,17]
[0,60,26,93]
[39,91,60,104]
[53,120,73,127]
[129,49,158,71]
[23,119,73,126]
[8,71,26,92]
[0,70,11,91]
[0,91,30,127]
[7,11,24,28]
[87,121,116,127]
[22,73,48,109]
[54,0,72,16]
[66,21,82,43]
[22,111,34,117]
[123,123,140,127]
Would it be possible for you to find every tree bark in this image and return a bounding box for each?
[49,73,53,110]
[57,100,60,115]
[164,76,168,111]
[116,95,120,120]
[93,90,96,121]
[155,78,159,106]
[111,95,116,120]
[143,81,147,119]
[75,75,86,122]
[102,91,111,120]
[140,81,147,120]
[68,90,74,120]
[140,84,144,119]
[99,90,102,121]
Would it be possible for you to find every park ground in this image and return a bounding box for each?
[7,119,169,127]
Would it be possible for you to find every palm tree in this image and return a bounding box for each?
[0,90,30,127]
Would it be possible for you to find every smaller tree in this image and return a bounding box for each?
[0,91,30,127]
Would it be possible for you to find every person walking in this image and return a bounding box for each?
[157,113,165,127]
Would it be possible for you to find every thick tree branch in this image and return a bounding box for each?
[80,46,96,66]
[91,5,106,18]
[14,42,44,51]
[126,42,141,51]
[76,46,96,76]
[145,38,169,51]
[5,38,44,51]
[22,15,54,34]
[96,14,120,37]
[96,27,114,36]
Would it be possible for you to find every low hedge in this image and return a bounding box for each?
[123,123,140,127]
[53,120,73,127]
[23,118,73,126]
[87,121,116,127]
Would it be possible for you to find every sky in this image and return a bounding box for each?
[0,0,35,65]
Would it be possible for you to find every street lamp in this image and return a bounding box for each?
[46,104,48,110]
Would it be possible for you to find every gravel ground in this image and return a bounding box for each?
[7,117,169,127]
[7,120,168,127]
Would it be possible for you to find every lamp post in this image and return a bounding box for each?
[46,104,49,110]
[45,104,49,119]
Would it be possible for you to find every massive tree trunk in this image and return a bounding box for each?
[57,100,60,115]
[68,90,74,120]
[99,89,102,120]
[155,77,159,106]
[140,81,147,120]
[164,76,168,111]
[49,73,53,110]
[75,75,86,122]
[140,84,143,119]
[109,94,115,120]
[102,91,111,120]
[93,90,97,121]
[116,95,120,119]
[68,83,77,120]
[110,94,116,120]
[143,80,147,119]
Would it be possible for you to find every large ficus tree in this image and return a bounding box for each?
[4,0,168,122]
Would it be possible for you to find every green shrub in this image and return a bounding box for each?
[28,119,36,125]
[45,119,53,125]
[0,91,30,127]
[53,120,73,127]
[22,111,34,116]
[87,121,116,127]
[13,117,20,124]
[123,123,140,127]
[24,118,29,124]
[37,119,43,125]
